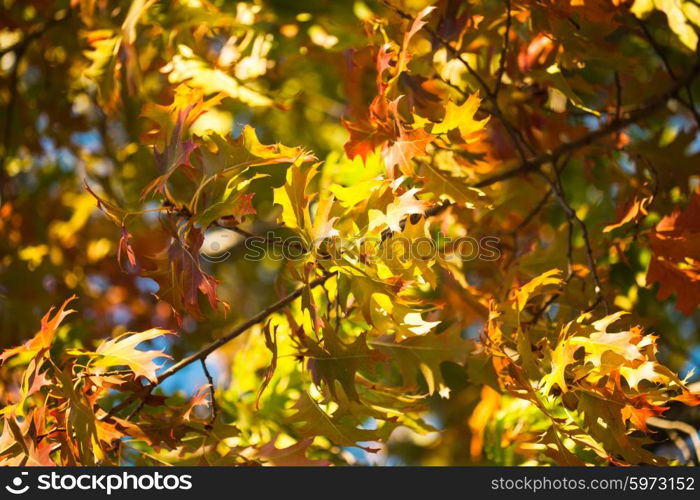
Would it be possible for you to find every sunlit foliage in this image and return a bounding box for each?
[1,0,699,466]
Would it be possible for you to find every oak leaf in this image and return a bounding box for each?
[0,296,76,365]
[69,328,174,383]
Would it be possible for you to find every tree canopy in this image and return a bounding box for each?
[0,0,699,466]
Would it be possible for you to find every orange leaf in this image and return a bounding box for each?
[0,296,77,364]
[602,193,652,233]
[468,385,501,459]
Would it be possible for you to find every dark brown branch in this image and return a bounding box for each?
[36,427,66,443]
[79,369,134,378]
[499,188,552,269]
[0,13,67,58]
[613,71,623,144]
[105,272,334,419]
[199,358,219,428]
[633,16,700,128]
[471,60,700,189]
[509,189,552,235]
[493,0,512,97]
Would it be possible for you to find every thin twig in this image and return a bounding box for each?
[199,358,218,428]
[536,169,608,313]
[493,0,512,97]
[509,189,552,235]
[614,71,622,144]
[0,14,67,58]
[36,427,66,443]
[79,369,134,378]
[125,398,148,421]
[500,188,551,269]
[633,16,700,128]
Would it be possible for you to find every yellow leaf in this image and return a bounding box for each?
[273,162,317,232]
[72,328,174,383]
[368,187,427,233]
[401,311,441,336]
[515,269,562,312]
[571,319,644,366]
[431,92,489,140]
[310,196,339,248]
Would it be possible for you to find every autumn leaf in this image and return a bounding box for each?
[382,126,433,178]
[273,161,317,233]
[0,412,55,466]
[647,259,700,315]
[255,437,330,466]
[287,392,385,449]
[140,85,224,199]
[342,114,393,164]
[69,328,174,383]
[646,188,700,314]
[368,187,427,233]
[570,313,646,367]
[309,195,340,249]
[468,385,501,459]
[602,192,652,233]
[146,220,225,319]
[419,162,487,208]
[371,329,473,395]
[431,93,489,141]
[0,296,76,365]
[306,329,375,402]
[82,30,123,111]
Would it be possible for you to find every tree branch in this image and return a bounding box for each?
[633,15,700,128]
[0,14,67,58]
[471,60,700,189]
[493,0,512,97]
[108,193,457,419]
[105,272,335,419]
[200,358,219,428]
